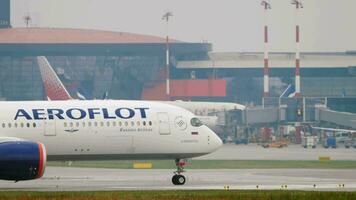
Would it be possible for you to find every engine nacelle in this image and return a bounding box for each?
[0,141,46,181]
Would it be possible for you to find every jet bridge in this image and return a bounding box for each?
[243,107,279,125]
[218,97,355,132]
[316,107,356,129]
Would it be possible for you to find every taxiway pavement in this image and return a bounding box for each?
[0,167,355,191]
[197,144,356,160]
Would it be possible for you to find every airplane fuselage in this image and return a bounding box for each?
[0,100,222,161]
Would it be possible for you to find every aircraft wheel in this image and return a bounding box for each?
[172,174,186,185]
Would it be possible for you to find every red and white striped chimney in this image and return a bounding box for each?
[261,1,271,97]
[292,0,303,97]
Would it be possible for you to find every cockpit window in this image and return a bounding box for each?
[190,117,203,127]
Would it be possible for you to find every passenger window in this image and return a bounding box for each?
[33,123,36,128]
[107,121,110,127]
[14,123,18,128]
[82,122,86,127]
[88,122,92,127]
[137,121,140,126]
[2,123,5,128]
[8,123,11,128]
[70,122,73,127]
[100,122,104,127]
[149,121,152,126]
[26,123,30,128]
[119,121,122,126]
[125,121,128,126]
[112,121,116,126]
[94,122,98,127]
[143,121,146,126]
[131,121,134,126]
[20,123,24,128]
[76,122,79,127]
[64,122,67,127]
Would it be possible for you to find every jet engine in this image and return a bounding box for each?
[0,141,46,181]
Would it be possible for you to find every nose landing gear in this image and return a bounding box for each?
[172,159,186,185]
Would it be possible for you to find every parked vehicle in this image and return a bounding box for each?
[344,138,356,148]
[335,132,350,144]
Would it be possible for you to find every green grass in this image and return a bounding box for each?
[48,160,356,169]
[0,190,355,200]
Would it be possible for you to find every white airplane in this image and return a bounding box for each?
[37,56,245,128]
[0,100,222,185]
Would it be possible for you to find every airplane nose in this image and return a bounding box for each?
[206,126,223,152]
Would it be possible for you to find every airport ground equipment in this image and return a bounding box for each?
[302,136,317,148]
[262,141,288,148]
[234,138,249,145]
[323,137,337,148]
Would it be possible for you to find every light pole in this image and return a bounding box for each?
[23,14,32,28]
[291,0,303,97]
[261,1,271,98]
[162,12,173,97]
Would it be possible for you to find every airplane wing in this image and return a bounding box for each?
[311,126,356,133]
[37,56,73,100]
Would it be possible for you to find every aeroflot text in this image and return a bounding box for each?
[14,108,149,120]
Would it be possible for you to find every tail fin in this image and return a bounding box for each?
[37,56,72,100]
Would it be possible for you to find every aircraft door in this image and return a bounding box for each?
[44,120,56,136]
[157,112,171,135]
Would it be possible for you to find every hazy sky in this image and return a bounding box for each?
[11,0,356,52]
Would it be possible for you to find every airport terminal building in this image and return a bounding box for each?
[1,0,356,114]
[1,27,356,114]
[0,28,211,101]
